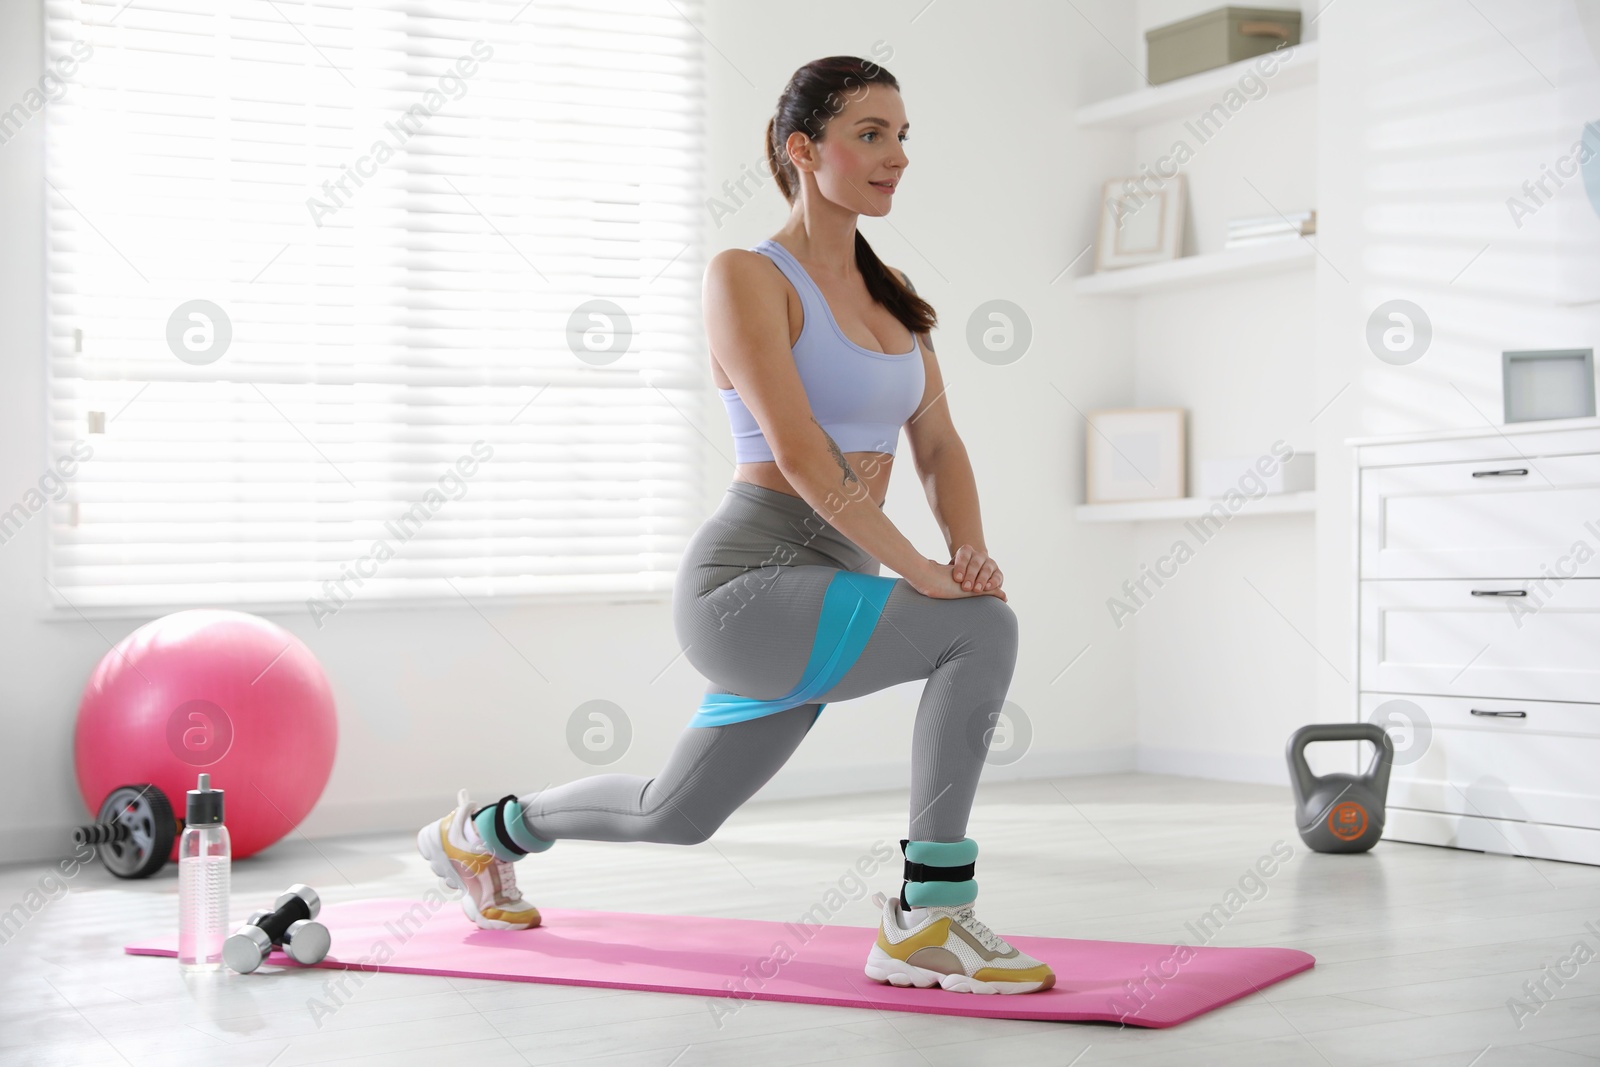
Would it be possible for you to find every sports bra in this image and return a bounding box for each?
[717,238,925,464]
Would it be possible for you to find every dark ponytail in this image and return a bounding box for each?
[764,56,936,337]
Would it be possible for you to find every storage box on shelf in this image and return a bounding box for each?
[1350,418,1600,866]
[1075,40,1320,130]
[1145,6,1303,86]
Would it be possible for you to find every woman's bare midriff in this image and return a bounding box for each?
[729,456,893,511]
[711,246,911,512]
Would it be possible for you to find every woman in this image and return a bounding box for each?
[418,56,1054,995]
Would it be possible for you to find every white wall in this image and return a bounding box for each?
[11,0,1585,868]
[1118,0,1324,782]
[1311,0,1600,760]
[1107,0,1600,786]
[0,0,1138,865]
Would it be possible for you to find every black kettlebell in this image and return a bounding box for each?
[1286,723,1393,853]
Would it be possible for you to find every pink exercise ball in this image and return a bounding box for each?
[74,609,337,862]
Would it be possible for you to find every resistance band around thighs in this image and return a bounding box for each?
[687,571,899,729]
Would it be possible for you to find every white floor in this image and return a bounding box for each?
[3,773,1599,1066]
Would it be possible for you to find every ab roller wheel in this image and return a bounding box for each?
[72,784,178,879]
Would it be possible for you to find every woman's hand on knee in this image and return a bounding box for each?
[908,552,1007,601]
[950,544,1004,596]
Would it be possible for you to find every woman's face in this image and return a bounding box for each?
[790,84,909,216]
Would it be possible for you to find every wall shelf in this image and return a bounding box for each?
[1076,491,1316,523]
[1074,239,1314,296]
[1076,41,1320,130]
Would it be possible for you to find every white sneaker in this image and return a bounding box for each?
[417,788,542,931]
[863,890,1054,994]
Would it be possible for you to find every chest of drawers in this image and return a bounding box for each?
[1352,421,1600,866]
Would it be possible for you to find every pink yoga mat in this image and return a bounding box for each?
[127,898,1314,1027]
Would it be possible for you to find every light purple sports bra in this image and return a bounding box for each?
[717,238,926,464]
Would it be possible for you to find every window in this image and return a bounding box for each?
[40,0,707,622]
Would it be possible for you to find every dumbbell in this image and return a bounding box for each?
[222,884,331,973]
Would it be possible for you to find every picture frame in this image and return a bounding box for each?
[1094,174,1187,271]
[1502,348,1595,423]
[1085,407,1187,504]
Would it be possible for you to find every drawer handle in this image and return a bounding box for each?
[1470,468,1529,477]
[1470,588,1527,596]
[1470,708,1528,718]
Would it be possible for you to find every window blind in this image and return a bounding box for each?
[41,0,707,620]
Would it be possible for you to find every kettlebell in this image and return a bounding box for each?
[1286,723,1393,853]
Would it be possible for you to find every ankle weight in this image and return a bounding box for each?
[472,794,554,863]
[898,837,978,908]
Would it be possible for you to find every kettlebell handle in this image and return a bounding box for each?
[1286,722,1394,800]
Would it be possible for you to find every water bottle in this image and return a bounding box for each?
[178,773,230,971]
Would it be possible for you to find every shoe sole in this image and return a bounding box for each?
[863,943,1054,994]
[416,819,539,932]
[417,821,464,891]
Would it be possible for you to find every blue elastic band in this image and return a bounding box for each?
[687,571,897,728]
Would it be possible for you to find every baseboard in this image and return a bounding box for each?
[1385,806,1600,866]
[1,744,1291,868]
[1136,745,1290,786]
[296,796,462,842]
[743,743,1139,804]
[0,826,88,875]
[300,745,1144,839]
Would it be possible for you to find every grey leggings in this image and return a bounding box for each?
[514,480,1019,846]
